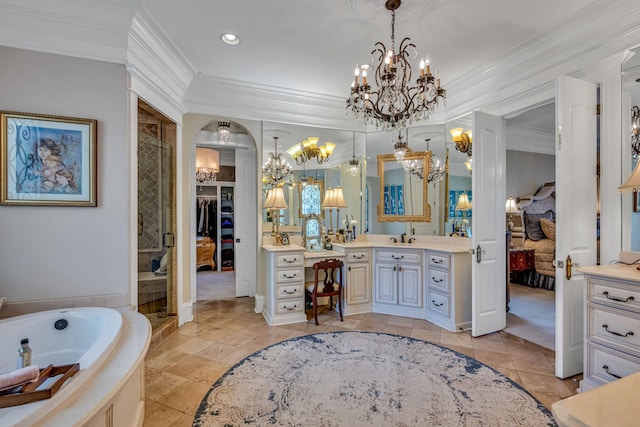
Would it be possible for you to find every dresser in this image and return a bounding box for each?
[579,264,640,392]
[262,245,306,326]
[196,236,216,270]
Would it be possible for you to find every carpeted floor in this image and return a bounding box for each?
[193,331,556,426]
[506,283,555,350]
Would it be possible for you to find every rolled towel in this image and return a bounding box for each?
[0,365,39,390]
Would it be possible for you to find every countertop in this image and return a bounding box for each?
[578,264,640,283]
[262,238,472,254]
[551,371,640,426]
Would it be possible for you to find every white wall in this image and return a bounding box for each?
[0,47,129,310]
[505,150,555,199]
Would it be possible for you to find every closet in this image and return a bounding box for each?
[196,183,235,272]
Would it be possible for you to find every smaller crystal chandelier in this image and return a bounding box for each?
[263,136,293,186]
[218,121,231,142]
[287,137,335,165]
[195,147,219,184]
[348,132,359,176]
[632,106,640,160]
[450,127,472,154]
[393,131,408,162]
[425,138,445,183]
[403,157,423,180]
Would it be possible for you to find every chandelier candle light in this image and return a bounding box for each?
[263,136,293,186]
[347,0,446,131]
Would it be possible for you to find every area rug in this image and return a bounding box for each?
[193,331,556,426]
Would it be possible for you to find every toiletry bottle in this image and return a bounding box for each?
[17,338,32,369]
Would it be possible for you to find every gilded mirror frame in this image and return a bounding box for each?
[302,214,323,250]
[297,176,324,219]
[377,151,431,223]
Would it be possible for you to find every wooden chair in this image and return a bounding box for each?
[306,258,344,325]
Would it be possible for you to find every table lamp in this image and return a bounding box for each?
[264,186,288,245]
[321,188,336,234]
[455,192,472,236]
[505,196,519,231]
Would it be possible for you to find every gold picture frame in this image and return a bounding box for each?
[0,110,97,207]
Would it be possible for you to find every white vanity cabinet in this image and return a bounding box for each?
[580,267,640,392]
[425,250,472,332]
[262,246,306,326]
[343,248,372,315]
[373,249,424,318]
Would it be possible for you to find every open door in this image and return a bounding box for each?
[472,111,507,337]
[554,75,598,378]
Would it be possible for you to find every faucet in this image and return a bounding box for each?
[389,236,397,243]
[400,233,406,243]
[408,237,415,244]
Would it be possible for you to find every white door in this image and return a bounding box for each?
[235,148,257,297]
[472,111,507,337]
[555,75,598,378]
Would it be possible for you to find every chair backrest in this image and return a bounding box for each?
[312,258,344,294]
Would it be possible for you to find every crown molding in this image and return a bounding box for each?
[506,126,555,156]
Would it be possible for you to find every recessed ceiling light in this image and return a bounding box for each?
[221,33,240,46]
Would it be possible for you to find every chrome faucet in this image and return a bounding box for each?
[400,233,407,243]
[389,236,397,243]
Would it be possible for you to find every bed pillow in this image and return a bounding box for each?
[524,210,554,241]
[539,218,556,241]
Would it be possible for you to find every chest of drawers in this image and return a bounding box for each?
[263,248,306,326]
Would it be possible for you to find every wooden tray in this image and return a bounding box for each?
[0,363,80,408]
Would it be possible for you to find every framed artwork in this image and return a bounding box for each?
[448,190,456,219]
[384,185,390,214]
[390,185,396,215]
[396,184,404,215]
[635,192,640,212]
[1,111,97,206]
[466,190,473,218]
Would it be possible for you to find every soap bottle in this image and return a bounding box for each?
[17,338,32,369]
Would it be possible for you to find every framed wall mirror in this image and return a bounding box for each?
[302,214,323,250]
[298,176,324,218]
[377,151,431,223]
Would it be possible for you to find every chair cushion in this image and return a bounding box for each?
[524,210,554,241]
[539,218,556,241]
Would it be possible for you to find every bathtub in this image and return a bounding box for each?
[0,307,151,427]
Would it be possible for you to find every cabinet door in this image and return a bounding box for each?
[375,263,397,304]
[399,264,423,308]
[347,262,370,305]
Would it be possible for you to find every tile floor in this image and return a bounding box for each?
[143,297,580,426]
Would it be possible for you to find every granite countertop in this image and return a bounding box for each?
[578,264,640,283]
[552,371,640,426]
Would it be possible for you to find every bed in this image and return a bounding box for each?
[510,182,556,291]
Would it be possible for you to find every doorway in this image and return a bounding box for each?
[137,100,177,333]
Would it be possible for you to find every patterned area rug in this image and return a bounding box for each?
[193,331,556,426]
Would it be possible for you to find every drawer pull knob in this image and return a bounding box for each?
[432,258,443,264]
[282,289,296,294]
[602,291,635,303]
[283,305,297,311]
[283,274,297,279]
[431,300,444,307]
[602,324,635,338]
[392,255,404,260]
[353,254,365,259]
[432,277,444,283]
[602,365,622,379]
[283,258,296,263]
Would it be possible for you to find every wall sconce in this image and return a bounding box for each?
[195,147,219,184]
[450,127,472,154]
[263,187,288,245]
[218,121,231,142]
[287,137,335,165]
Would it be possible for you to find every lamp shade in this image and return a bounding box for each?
[333,187,348,209]
[619,161,640,192]
[455,192,472,210]
[263,187,288,210]
[505,196,519,214]
[195,147,219,172]
[321,188,335,208]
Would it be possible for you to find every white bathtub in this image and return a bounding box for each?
[0,307,150,427]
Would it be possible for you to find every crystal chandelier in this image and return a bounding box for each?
[403,157,423,180]
[263,136,293,186]
[425,138,445,183]
[347,0,446,131]
[287,137,335,165]
[218,121,231,142]
[632,106,640,160]
[393,131,408,161]
[348,132,359,176]
[195,147,219,184]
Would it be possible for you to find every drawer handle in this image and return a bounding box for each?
[602,324,635,338]
[431,300,444,307]
[283,304,297,311]
[282,289,297,294]
[431,258,443,264]
[602,291,635,303]
[283,258,296,263]
[353,254,365,259]
[602,365,622,379]
[283,273,297,279]
[431,277,444,283]
[392,255,404,260]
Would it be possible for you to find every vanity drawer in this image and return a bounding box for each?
[277,283,302,299]
[276,253,303,267]
[428,290,450,317]
[587,303,640,353]
[586,341,640,384]
[376,250,421,263]
[588,278,640,312]
[428,252,450,269]
[275,268,303,283]
[428,268,450,293]
[276,300,303,314]
[347,250,369,262]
